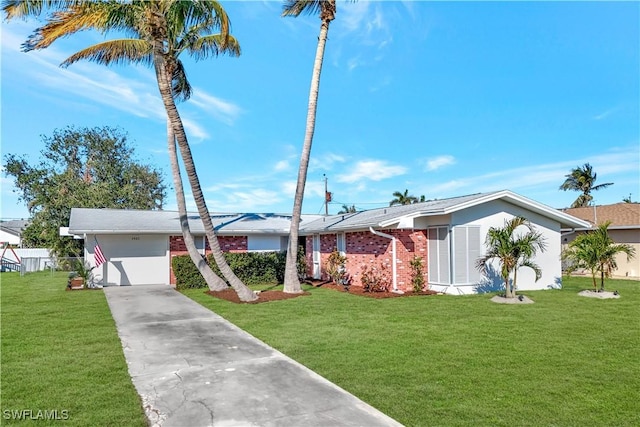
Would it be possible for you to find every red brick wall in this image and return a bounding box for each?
[304,229,428,292]
[170,231,429,292]
[169,235,248,285]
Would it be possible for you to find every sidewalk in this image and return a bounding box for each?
[104,285,403,427]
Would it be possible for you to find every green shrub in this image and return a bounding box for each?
[172,254,207,289]
[410,255,425,293]
[325,248,348,286]
[360,264,390,292]
[172,251,290,290]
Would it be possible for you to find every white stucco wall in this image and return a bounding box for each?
[86,234,169,286]
[449,199,563,294]
[562,228,640,279]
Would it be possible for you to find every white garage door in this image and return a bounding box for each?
[95,235,169,286]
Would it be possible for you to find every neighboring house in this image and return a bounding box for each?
[68,190,590,294]
[0,220,29,247]
[561,203,640,279]
[67,210,321,286]
[300,190,589,294]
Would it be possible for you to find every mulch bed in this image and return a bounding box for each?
[205,280,437,304]
[318,282,438,298]
[205,288,311,304]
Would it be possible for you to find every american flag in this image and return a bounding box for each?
[94,237,107,267]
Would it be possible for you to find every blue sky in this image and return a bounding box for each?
[1,1,638,220]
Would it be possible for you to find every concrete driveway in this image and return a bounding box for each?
[104,285,403,427]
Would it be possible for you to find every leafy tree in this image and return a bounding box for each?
[3,126,165,257]
[281,0,338,294]
[562,221,635,291]
[389,189,418,206]
[337,204,357,214]
[476,216,547,298]
[5,0,257,300]
[560,163,613,208]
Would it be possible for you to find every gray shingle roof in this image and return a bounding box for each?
[301,190,590,233]
[68,190,590,236]
[300,192,491,232]
[68,209,321,235]
[0,220,29,237]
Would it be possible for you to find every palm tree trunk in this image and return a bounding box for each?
[167,121,227,291]
[152,41,256,301]
[600,268,605,291]
[504,273,512,298]
[512,267,518,297]
[283,12,333,293]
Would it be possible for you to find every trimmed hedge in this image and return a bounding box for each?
[173,251,291,290]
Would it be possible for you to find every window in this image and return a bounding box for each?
[195,235,206,255]
[247,235,281,251]
[428,227,450,284]
[452,226,481,284]
[336,232,346,255]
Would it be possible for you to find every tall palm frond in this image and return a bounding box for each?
[390,189,418,206]
[6,0,257,300]
[560,163,613,208]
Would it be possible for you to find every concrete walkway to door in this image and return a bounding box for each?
[104,285,403,427]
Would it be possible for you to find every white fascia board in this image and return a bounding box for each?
[68,229,178,235]
[378,210,444,228]
[443,190,592,229]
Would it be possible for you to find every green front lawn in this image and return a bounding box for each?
[2,272,638,426]
[184,277,640,427]
[1,272,146,426]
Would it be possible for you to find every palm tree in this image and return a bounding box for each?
[476,216,547,298]
[560,163,613,208]
[562,221,635,291]
[337,204,357,214]
[167,122,226,291]
[389,189,418,206]
[281,0,337,294]
[6,0,257,300]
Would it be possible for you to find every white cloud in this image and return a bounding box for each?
[2,26,242,143]
[425,155,456,171]
[337,160,407,183]
[347,56,363,71]
[187,91,243,126]
[341,2,371,33]
[309,152,347,171]
[592,107,619,121]
[423,146,640,203]
[180,117,209,141]
[274,160,290,171]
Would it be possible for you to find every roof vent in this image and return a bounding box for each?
[384,209,387,214]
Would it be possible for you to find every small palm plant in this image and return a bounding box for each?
[476,216,547,298]
[562,221,635,291]
[325,248,349,289]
